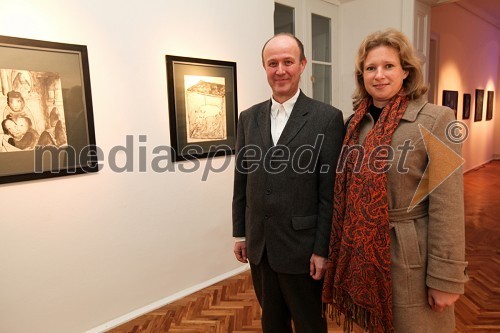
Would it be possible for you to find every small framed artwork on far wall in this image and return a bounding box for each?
[442,90,458,118]
[474,89,484,122]
[462,93,471,120]
[486,91,494,121]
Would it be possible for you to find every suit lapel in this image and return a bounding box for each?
[257,99,273,151]
[277,92,309,146]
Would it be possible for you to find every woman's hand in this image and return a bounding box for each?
[427,288,460,312]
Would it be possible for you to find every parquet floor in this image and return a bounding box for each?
[454,161,500,333]
[107,161,500,333]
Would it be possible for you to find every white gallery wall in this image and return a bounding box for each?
[0,1,498,332]
[0,1,272,332]
[431,3,499,170]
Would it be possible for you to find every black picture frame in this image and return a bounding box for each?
[474,89,484,122]
[462,93,471,120]
[442,90,458,118]
[486,91,494,121]
[166,55,238,162]
[0,35,97,185]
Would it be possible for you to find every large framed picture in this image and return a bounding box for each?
[474,89,484,122]
[166,55,237,162]
[442,90,458,118]
[0,35,97,184]
[486,91,494,121]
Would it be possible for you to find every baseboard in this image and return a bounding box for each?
[84,264,250,333]
[464,159,494,174]
[493,154,500,160]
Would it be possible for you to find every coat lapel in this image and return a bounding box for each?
[277,92,309,146]
[402,98,428,122]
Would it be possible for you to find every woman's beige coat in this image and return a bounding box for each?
[358,98,469,333]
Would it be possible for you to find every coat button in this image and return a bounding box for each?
[266,188,272,195]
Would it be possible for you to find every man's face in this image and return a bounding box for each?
[262,35,306,104]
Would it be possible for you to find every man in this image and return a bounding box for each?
[232,33,344,333]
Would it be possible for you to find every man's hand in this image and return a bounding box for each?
[428,288,460,312]
[233,241,248,263]
[310,253,327,280]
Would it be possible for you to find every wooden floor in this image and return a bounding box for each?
[107,161,500,333]
[454,161,500,333]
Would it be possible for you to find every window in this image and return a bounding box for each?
[311,14,332,104]
[274,3,294,34]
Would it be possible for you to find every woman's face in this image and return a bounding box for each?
[363,46,408,108]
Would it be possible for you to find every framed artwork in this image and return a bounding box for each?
[486,91,494,121]
[0,35,97,184]
[166,55,238,162]
[474,89,484,122]
[462,93,471,120]
[442,90,458,118]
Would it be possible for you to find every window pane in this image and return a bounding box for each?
[313,64,331,104]
[274,3,294,35]
[312,14,330,62]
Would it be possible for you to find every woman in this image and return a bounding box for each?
[322,28,468,333]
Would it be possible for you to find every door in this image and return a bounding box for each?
[274,0,339,105]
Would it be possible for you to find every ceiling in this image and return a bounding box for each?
[457,0,500,28]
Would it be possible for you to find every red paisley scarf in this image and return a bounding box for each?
[322,89,409,332]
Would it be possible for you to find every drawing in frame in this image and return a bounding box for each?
[474,89,484,122]
[462,93,471,120]
[166,55,237,162]
[486,91,494,121]
[0,35,97,184]
[442,90,458,118]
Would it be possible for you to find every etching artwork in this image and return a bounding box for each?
[184,75,226,143]
[0,69,67,152]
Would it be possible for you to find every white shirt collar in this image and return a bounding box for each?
[270,89,300,119]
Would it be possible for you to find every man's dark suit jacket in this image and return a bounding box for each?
[232,91,344,274]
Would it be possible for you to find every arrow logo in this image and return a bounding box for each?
[408,124,465,211]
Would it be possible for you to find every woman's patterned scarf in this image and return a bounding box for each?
[322,89,409,332]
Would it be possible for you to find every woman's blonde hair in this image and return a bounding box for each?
[352,28,428,110]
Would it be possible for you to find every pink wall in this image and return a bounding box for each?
[431,4,500,170]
